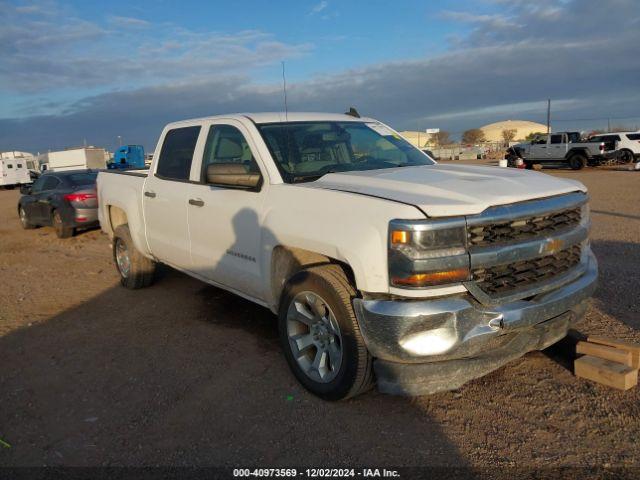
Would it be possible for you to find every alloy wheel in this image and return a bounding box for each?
[286,291,343,383]
[115,238,131,278]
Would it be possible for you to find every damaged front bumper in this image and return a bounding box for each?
[353,251,598,396]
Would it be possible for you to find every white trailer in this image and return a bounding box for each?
[44,147,106,172]
[0,157,32,188]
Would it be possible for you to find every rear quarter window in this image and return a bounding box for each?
[156,126,201,181]
[626,133,640,141]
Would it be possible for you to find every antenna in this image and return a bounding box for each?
[281,61,289,121]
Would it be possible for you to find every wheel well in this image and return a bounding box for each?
[270,246,356,309]
[108,205,128,232]
[566,149,588,159]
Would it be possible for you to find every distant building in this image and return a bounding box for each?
[479,120,548,142]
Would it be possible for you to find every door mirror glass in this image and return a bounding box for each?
[206,163,261,189]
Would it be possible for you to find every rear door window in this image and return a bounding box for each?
[41,176,61,191]
[156,126,201,181]
[550,134,563,144]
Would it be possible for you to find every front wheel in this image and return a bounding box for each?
[279,264,373,401]
[618,149,634,164]
[19,206,35,229]
[113,224,156,289]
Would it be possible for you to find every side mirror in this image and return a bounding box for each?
[206,163,261,189]
[20,184,32,195]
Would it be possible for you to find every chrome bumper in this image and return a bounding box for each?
[353,251,598,395]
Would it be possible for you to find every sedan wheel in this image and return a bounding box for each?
[19,207,35,229]
[286,291,343,383]
[52,210,74,238]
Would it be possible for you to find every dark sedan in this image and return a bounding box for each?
[18,170,99,238]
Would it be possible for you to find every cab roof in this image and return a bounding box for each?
[165,112,376,128]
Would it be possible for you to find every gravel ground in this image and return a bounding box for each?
[0,166,639,468]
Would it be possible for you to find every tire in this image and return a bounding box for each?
[112,224,156,289]
[568,153,587,170]
[52,209,74,238]
[278,264,373,401]
[524,160,533,170]
[618,149,634,164]
[18,206,36,229]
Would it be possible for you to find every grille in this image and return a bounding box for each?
[468,207,581,247]
[472,245,582,296]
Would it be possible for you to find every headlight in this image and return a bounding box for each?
[389,218,470,288]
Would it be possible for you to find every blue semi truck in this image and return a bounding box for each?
[108,145,146,170]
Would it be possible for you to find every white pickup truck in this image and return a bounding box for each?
[97,112,598,400]
[507,131,612,169]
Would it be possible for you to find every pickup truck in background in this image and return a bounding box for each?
[507,131,612,169]
[97,112,598,400]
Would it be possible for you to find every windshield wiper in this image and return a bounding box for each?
[289,169,338,183]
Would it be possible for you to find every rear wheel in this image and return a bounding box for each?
[52,210,74,238]
[279,264,373,401]
[568,153,587,170]
[19,206,35,229]
[113,224,156,289]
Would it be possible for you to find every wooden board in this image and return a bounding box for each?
[576,341,633,367]
[588,335,640,369]
[574,355,638,390]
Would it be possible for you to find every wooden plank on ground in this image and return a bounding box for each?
[588,336,640,369]
[576,341,633,367]
[574,355,638,390]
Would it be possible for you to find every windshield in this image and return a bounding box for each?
[256,121,435,182]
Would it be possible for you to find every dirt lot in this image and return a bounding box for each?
[1,167,639,468]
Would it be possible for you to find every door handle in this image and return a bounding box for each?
[144,191,156,198]
[188,198,205,207]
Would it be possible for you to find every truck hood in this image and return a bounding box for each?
[307,164,586,217]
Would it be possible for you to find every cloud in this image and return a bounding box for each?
[0,3,312,96]
[107,15,150,28]
[309,1,328,15]
[1,0,639,152]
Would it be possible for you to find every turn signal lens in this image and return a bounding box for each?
[391,268,470,287]
[391,230,409,245]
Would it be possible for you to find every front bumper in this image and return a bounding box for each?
[353,251,598,395]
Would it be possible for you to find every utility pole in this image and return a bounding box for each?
[117,135,122,147]
[546,98,551,135]
[607,118,611,133]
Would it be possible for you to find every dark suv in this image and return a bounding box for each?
[18,170,99,238]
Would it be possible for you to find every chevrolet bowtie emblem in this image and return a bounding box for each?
[541,238,564,255]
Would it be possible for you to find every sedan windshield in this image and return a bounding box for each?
[256,121,435,182]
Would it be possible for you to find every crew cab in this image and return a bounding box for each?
[97,113,598,400]
[507,131,612,169]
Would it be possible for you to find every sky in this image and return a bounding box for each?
[1,0,639,153]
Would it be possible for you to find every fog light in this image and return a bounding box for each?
[400,328,458,355]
